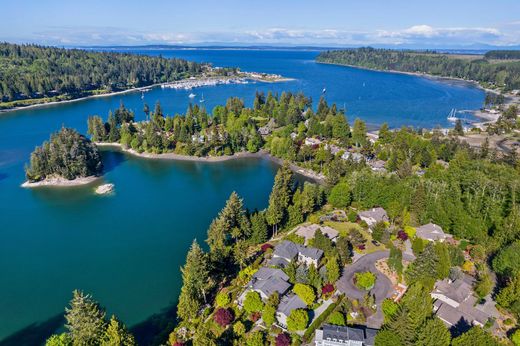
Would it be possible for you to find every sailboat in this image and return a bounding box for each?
[141,91,144,100]
[447,108,458,122]
[322,87,327,94]
[189,93,196,99]
[199,93,205,103]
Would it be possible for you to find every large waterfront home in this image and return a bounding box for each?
[416,223,453,242]
[276,293,307,328]
[295,224,339,245]
[272,240,324,267]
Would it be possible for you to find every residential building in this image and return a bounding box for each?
[368,160,386,172]
[315,324,377,346]
[341,151,363,162]
[276,293,307,328]
[238,267,291,304]
[258,118,276,136]
[432,275,498,328]
[272,240,324,267]
[305,137,322,146]
[294,224,339,245]
[358,208,389,228]
[416,223,452,242]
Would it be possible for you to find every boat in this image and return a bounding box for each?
[189,93,196,98]
[199,93,205,103]
[322,87,327,94]
[447,108,458,122]
[141,91,144,100]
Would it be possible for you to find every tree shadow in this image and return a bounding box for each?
[130,304,178,346]
[449,317,472,338]
[100,150,126,174]
[0,314,64,346]
[0,173,7,181]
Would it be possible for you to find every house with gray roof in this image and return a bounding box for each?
[273,240,299,262]
[416,223,452,242]
[272,240,324,267]
[276,293,307,328]
[297,245,324,267]
[238,267,291,304]
[358,207,389,229]
[295,224,339,245]
[368,160,387,173]
[431,275,499,328]
[341,151,364,162]
[315,324,377,346]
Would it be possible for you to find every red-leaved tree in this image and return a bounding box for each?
[275,333,291,346]
[214,307,234,327]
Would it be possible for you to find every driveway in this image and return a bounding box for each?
[335,250,415,328]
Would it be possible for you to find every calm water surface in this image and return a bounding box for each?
[0,49,484,343]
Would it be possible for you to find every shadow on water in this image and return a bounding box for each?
[131,304,178,346]
[100,150,127,174]
[0,173,8,181]
[0,314,64,346]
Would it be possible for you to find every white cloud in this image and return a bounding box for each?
[19,24,520,47]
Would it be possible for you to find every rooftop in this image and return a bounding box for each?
[358,207,389,223]
[297,245,324,261]
[277,293,307,317]
[294,224,339,243]
[416,223,452,241]
[273,240,299,260]
[317,324,377,345]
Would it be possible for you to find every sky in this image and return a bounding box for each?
[1,0,520,47]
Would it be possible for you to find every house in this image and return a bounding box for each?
[191,134,204,143]
[238,267,291,304]
[416,223,452,242]
[431,275,498,328]
[325,144,342,155]
[341,151,364,162]
[272,240,324,267]
[294,224,339,244]
[297,246,324,267]
[358,208,389,228]
[276,293,307,328]
[258,118,276,136]
[368,160,386,172]
[315,324,377,346]
[305,137,322,146]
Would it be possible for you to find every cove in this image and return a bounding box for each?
[0,49,484,344]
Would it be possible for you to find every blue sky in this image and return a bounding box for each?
[2,0,520,47]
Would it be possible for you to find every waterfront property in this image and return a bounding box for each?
[276,294,308,329]
[315,324,377,346]
[272,240,324,267]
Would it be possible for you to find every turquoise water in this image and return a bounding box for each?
[0,49,484,344]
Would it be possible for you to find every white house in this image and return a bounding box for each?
[358,208,389,228]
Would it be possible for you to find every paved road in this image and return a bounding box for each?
[336,250,415,328]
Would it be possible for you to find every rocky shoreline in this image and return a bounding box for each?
[21,175,100,188]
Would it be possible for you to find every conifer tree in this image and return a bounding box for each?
[266,163,293,236]
[101,315,136,346]
[65,290,107,346]
[416,318,451,346]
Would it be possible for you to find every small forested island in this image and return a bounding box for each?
[23,127,103,187]
[317,47,520,91]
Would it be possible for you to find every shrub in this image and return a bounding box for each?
[261,243,273,252]
[275,333,291,346]
[347,210,358,222]
[328,182,351,208]
[233,321,246,336]
[246,331,265,346]
[287,309,309,331]
[214,308,234,327]
[397,230,408,241]
[322,283,335,296]
[327,311,345,326]
[404,226,416,238]
[216,291,230,307]
[293,283,316,305]
[243,291,264,313]
[512,330,520,346]
[382,298,399,322]
[262,304,276,326]
[354,272,376,290]
[412,237,425,255]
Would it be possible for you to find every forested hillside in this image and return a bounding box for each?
[0,42,206,107]
[317,47,520,91]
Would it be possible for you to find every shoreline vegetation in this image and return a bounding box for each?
[21,175,100,188]
[97,142,325,183]
[0,42,290,113]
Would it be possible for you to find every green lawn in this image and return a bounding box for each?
[324,221,386,254]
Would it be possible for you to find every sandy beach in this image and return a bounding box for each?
[97,143,325,183]
[21,175,101,188]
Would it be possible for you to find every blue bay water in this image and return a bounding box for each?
[0,49,484,343]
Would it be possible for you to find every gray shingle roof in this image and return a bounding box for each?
[416,223,452,241]
[273,240,299,260]
[252,267,289,282]
[252,276,290,297]
[277,293,307,317]
[297,245,324,261]
[358,207,388,223]
[267,257,290,268]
